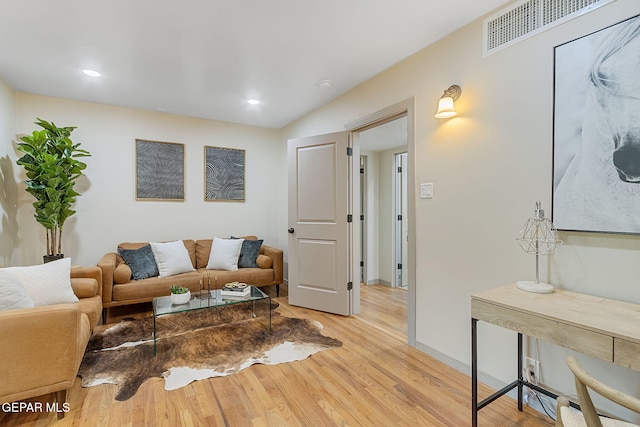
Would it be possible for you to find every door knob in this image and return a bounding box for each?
[288,228,295,234]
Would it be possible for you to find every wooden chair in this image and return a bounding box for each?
[556,356,640,427]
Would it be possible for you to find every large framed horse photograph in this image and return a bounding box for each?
[552,14,640,235]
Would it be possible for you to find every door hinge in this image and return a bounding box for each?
[360,214,365,221]
[360,167,364,174]
[347,147,353,156]
[347,281,353,290]
[397,214,402,221]
[397,166,402,173]
[360,261,364,267]
[347,214,353,223]
[397,263,402,270]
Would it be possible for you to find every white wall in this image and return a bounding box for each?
[0,80,16,267]
[12,93,285,267]
[282,0,640,421]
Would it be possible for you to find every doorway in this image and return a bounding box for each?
[346,98,416,346]
[358,116,408,290]
[287,98,416,345]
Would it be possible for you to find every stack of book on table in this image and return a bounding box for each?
[221,282,251,298]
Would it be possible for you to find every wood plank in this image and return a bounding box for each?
[0,284,553,426]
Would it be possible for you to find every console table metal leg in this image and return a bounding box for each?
[472,318,478,427]
[518,332,523,411]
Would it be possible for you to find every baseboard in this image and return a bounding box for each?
[413,341,555,419]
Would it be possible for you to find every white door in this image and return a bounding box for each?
[395,152,409,288]
[288,131,351,316]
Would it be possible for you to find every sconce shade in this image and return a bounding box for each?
[434,84,461,119]
[435,96,456,118]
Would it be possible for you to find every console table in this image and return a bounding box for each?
[470,284,640,426]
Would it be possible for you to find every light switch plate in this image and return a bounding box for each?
[420,183,433,199]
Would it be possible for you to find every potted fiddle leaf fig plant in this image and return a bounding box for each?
[16,118,91,263]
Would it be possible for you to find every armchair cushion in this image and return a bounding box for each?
[70,278,99,299]
[0,270,34,311]
[4,258,78,306]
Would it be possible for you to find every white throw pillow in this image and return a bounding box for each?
[0,270,35,311]
[149,240,195,278]
[4,257,78,306]
[206,237,244,271]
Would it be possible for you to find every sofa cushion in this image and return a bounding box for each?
[118,244,159,280]
[256,254,273,269]
[232,238,263,268]
[113,263,132,284]
[206,237,243,271]
[196,268,274,287]
[112,271,203,302]
[195,239,212,268]
[0,270,35,311]
[4,257,78,306]
[150,240,196,277]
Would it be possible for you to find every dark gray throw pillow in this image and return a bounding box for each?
[118,244,159,280]
[231,237,263,268]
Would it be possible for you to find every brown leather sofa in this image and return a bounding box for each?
[0,266,102,419]
[98,237,283,321]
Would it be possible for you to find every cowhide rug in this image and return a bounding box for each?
[78,302,342,401]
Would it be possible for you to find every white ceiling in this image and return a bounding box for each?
[0,0,510,129]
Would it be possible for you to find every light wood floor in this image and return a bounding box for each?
[1,285,554,426]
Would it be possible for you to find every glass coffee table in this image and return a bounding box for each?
[152,285,271,355]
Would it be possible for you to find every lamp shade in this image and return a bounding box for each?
[515,201,562,294]
[434,96,457,118]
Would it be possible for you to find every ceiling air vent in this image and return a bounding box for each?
[483,0,616,56]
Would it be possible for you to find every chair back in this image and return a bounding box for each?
[566,356,640,427]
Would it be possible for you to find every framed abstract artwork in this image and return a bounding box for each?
[552,14,640,234]
[204,146,245,202]
[135,139,185,201]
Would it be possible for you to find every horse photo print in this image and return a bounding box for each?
[552,14,640,234]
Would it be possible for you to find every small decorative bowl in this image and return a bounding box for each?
[171,291,191,305]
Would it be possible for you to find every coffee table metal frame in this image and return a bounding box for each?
[152,285,271,355]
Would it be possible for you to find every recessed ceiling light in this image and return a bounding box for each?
[318,79,333,88]
[247,99,260,105]
[82,69,101,77]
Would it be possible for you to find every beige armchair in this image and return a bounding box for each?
[0,266,102,419]
[556,356,640,427]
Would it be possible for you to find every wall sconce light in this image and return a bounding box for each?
[434,84,462,119]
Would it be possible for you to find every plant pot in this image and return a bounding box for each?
[43,254,64,263]
[171,291,191,305]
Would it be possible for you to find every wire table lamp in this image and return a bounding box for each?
[515,201,563,294]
